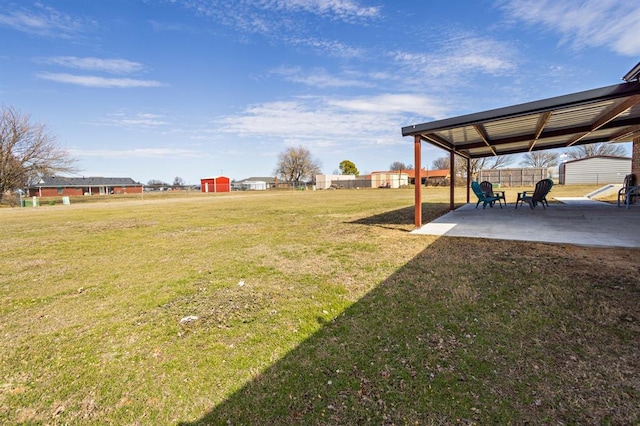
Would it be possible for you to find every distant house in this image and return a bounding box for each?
[27,176,142,197]
[406,168,450,186]
[234,176,277,190]
[200,176,230,193]
[559,155,631,185]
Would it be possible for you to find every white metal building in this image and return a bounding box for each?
[559,155,631,185]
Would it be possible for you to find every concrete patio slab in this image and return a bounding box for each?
[411,198,640,248]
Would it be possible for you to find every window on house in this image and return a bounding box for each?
[57,187,63,194]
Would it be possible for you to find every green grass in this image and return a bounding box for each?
[1,187,639,424]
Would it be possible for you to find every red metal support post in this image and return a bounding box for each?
[633,136,640,178]
[449,151,455,210]
[466,156,471,203]
[414,135,422,229]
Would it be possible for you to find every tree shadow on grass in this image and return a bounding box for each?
[349,202,454,232]
[179,238,640,425]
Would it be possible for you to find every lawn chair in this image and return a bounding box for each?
[617,174,639,208]
[516,179,553,209]
[480,181,506,206]
[471,181,503,209]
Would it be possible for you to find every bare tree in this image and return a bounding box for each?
[275,145,322,184]
[564,142,627,160]
[431,157,449,170]
[0,105,76,202]
[432,154,515,180]
[520,151,559,168]
[173,176,186,187]
[389,161,412,171]
[474,154,516,171]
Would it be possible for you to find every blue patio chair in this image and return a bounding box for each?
[471,181,503,209]
[617,174,639,208]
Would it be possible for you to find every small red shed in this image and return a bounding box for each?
[200,176,230,193]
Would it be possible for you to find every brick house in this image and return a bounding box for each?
[28,176,143,197]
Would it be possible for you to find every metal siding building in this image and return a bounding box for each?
[559,156,631,185]
[200,176,231,193]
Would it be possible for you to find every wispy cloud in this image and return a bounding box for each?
[88,112,171,128]
[328,94,448,116]
[36,72,165,88]
[0,3,93,38]
[168,0,380,44]
[270,66,373,88]
[178,0,380,23]
[391,33,517,85]
[217,93,447,148]
[287,37,365,58]
[499,0,640,56]
[71,148,202,158]
[252,0,381,21]
[41,57,145,74]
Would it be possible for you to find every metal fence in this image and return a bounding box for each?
[477,168,553,187]
[328,179,373,189]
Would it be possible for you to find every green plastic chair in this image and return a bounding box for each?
[471,181,502,209]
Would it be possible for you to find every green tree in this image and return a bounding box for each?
[339,160,359,176]
[0,105,76,203]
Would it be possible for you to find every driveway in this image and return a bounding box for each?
[411,197,640,248]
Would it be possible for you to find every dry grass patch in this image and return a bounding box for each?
[1,187,638,424]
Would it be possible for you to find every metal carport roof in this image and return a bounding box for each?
[402,81,640,160]
[402,63,640,229]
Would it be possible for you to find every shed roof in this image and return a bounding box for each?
[402,81,640,159]
[560,155,631,165]
[237,176,277,183]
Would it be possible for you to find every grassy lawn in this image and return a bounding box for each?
[1,186,638,424]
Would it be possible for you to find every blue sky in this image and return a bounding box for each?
[1,0,639,184]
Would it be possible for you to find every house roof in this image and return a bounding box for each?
[402,81,640,159]
[424,169,449,178]
[405,169,449,178]
[237,176,276,183]
[33,176,140,187]
[200,176,229,180]
[371,171,409,175]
